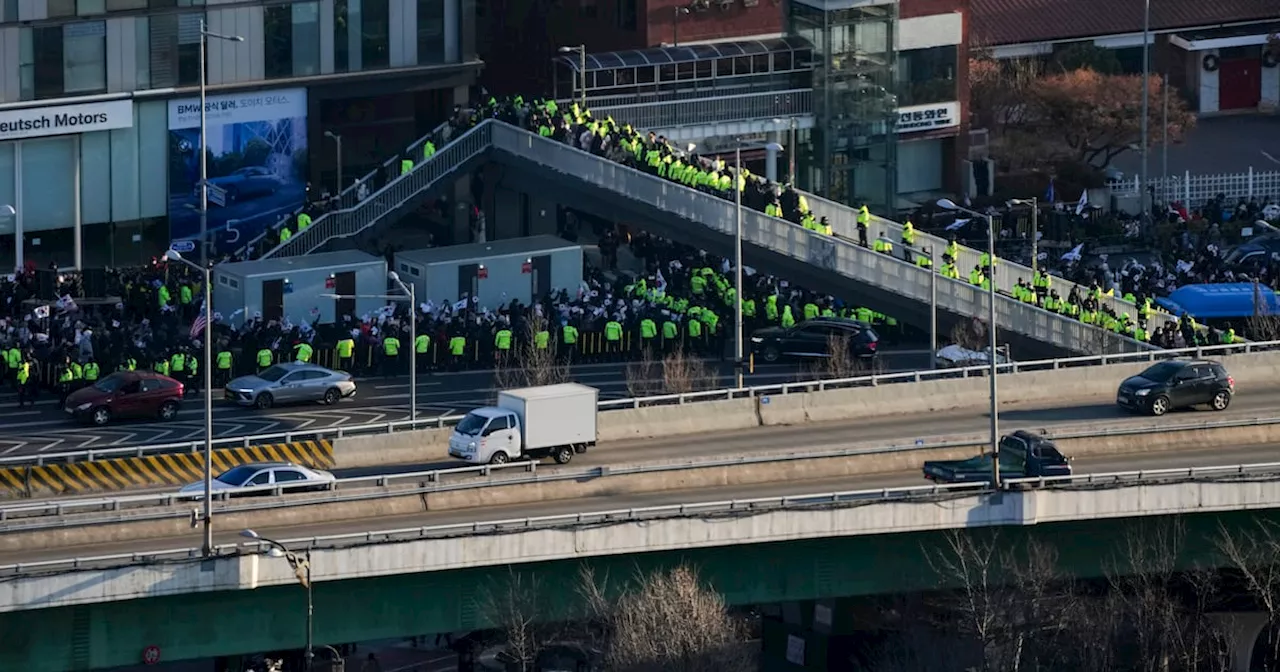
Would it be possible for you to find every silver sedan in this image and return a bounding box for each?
[225,362,356,409]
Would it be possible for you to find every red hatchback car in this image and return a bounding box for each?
[64,371,185,426]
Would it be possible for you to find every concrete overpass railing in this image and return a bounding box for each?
[3,340,1276,470]
[6,413,1280,541]
[7,472,1280,612]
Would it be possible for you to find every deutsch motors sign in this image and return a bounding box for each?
[0,99,134,141]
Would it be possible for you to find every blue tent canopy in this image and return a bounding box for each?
[1155,283,1280,320]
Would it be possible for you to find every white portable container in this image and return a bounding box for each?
[448,383,599,465]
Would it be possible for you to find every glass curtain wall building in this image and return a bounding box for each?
[789,0,897,211]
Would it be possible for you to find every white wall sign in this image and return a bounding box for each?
[167,88,308,130]
[0,99,134,141]
[896,101,960,134]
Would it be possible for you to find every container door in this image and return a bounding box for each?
[333,271,356,321]
[530,255,552,298]
[262,279,284,322]
[458,263,479,304]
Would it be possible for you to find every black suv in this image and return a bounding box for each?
[749,317,879,363]
[1116,359,1235,416]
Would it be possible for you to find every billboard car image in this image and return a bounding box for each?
[167,88,308,253]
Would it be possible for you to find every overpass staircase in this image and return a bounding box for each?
[258,119,1153,355]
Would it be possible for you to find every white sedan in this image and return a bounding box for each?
[179,462,335,498]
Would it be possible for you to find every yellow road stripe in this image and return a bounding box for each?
[73,460,115,486]
[160,454,191,481]
[31,467,68,494]
[303,441,332,468]
[77,462,118,490]
[276,442,305,465]
[67,464,104,491]
[230,447,255,466]
[132,457,167,486]
[49,466,87,493]
[0,468,24,493]
[144,456,181,484]
[171,454,203,481]
[104,458,147,487]
[248,444,270,463]
[209,450,232,474]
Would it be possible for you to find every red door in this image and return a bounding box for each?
[1218,58,1262,110]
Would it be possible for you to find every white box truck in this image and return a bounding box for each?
[448,383,599,465]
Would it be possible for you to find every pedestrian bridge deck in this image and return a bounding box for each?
[268,120,1150,355]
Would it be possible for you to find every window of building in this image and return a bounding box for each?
[63,21,107,93]
[615,0,635,29]
[334,0,349,71]
[265,1,321,78]
[417,0,444,64]
[362,0,390,69]
[106,0,148,11]
[1,0,18,23]
[580,0,597,18]
[22,23,107,99]
[141,13,202,89]
[896,46,956,106]
[134,16,150,87]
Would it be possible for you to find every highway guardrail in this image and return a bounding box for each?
[3,414,1278,527]
[3,339,1277,470]
[6,455,1280,575]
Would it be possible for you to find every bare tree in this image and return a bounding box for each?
[580,564,752,672]
[624,347,663,397]
[661,347,715,394]
[1218,519,1280,667]
[1246,280,1280,342]
[804,333,868,380]
[480,569,565,671]
[493,312,570,393]
[923,530,1027,672]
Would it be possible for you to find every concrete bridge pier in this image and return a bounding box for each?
[1210,612,1269,672]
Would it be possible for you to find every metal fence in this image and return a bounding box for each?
[7,456,1280,575]
[590,89,812,130]
[3,338,1276,470]
[5,413,1276,527]
[1106,167,1280,208]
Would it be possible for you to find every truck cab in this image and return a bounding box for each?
[449,407,523,465]
[922,431,1072,483]
[449,383,599,465]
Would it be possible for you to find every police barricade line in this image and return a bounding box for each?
[0,440,334,498]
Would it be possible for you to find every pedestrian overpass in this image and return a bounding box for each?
[262,119,1152,356]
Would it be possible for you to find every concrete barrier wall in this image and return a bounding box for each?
[0,441,334,499]
[332,350,1280,469]
[16,418,1280,555]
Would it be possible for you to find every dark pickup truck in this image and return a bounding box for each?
[923,431,1072,484]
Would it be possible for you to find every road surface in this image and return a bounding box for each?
[6,394,1280,565]
[0,348,931,458]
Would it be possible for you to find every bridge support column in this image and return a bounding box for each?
[1210,612,1269,672]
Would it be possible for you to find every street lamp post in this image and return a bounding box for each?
[1140,0,1151,216]
[937,199,1000,486]
[164,249,215,554]
[924,247,937,369]
[324,273,417,423]
[324,132,343,198]
[733,141,745,388]
[770,118,799,183]
[1007,197,1039,277]
[198,21,244,265]
[242,530,313,669]
[673,6,690,46]
[558,46,588,110]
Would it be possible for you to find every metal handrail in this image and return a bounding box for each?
[3,339,1275,469]
[4,413,1277,524]
[7,454,1280,574]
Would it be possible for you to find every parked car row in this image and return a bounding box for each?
[64,362,357,426]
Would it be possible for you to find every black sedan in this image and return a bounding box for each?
[749,317,879,363]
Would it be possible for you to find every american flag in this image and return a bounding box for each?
[190,310,208,339]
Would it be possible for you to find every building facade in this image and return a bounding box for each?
[0,0,480,271]
[972,0,1279,116]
